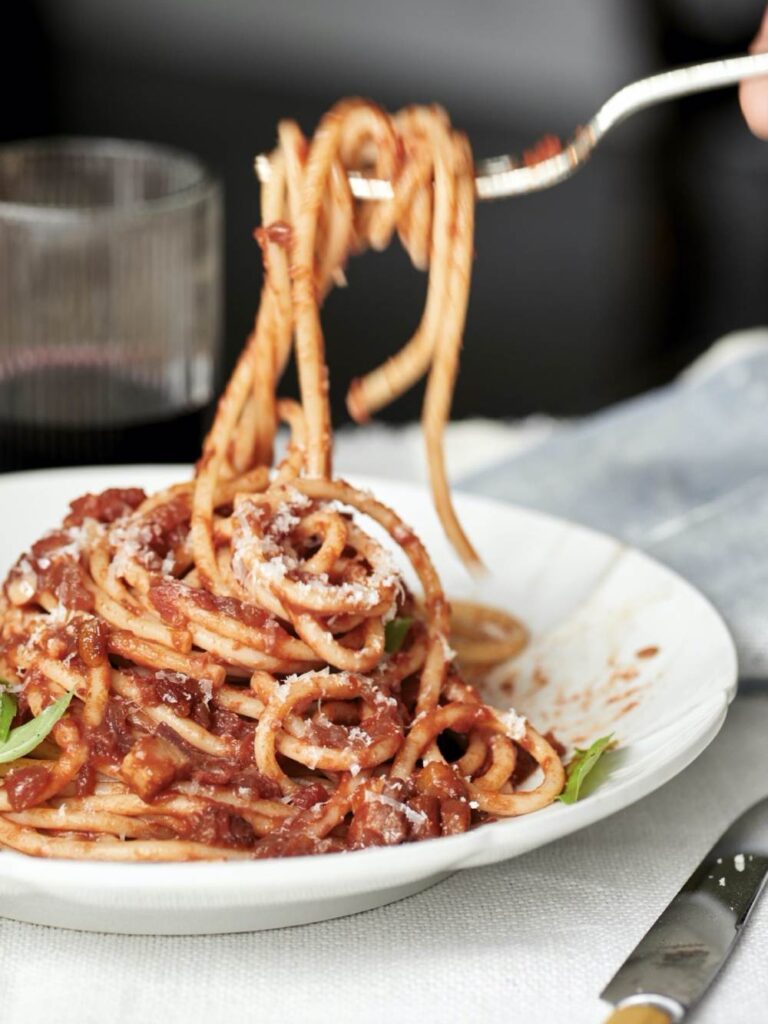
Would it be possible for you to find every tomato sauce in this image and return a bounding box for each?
[4,764,52,810]
[65,488,146,527]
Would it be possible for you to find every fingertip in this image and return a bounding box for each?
[740,77,768,140]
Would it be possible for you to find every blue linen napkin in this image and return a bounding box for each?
[461,334,768,681]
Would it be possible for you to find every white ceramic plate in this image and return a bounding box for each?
[0,466,737,934]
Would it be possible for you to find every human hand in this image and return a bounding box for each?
[740,6,768,138]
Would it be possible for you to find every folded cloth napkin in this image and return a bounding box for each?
[461,329,768,682]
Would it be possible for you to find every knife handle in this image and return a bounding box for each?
[605,1006,673,1024]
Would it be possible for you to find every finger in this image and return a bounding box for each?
[740,6,768,139]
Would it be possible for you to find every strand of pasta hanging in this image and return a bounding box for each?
[199,99,479,568]
[0,101,564,861]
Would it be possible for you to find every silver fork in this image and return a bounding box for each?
[254,52,768,201]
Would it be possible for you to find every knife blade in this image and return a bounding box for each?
[600,795,768,1023]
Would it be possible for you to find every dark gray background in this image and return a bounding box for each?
[5,0,767,425]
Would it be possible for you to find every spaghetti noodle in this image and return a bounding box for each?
[0,101,564,861]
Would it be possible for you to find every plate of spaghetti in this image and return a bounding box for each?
[0,101,736,934]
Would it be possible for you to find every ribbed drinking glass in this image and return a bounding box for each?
[0,137,222,470]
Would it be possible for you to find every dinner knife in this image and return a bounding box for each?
[600,795,768,1023]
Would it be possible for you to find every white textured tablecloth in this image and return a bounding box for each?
[4,334,768,1023]
[2,697,767,1024]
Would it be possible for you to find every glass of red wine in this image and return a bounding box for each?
[0,138,222,471]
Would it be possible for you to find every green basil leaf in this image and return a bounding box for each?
[0,690,75,764]
[0,692,16,745]
[384,616,414,654]
[557,734,614,805]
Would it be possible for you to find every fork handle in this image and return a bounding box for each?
[593,52,768,135]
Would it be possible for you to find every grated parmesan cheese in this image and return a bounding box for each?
[47,602,71,625]
[372,689,398,709]
[346,726,371,746]
[160,550,177,576]
[231,495,404,610]
[367,791,427,828]
[9,558,38,604]
[438,632,457,662]
[282,666,332,686]
[501,708,528,742]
